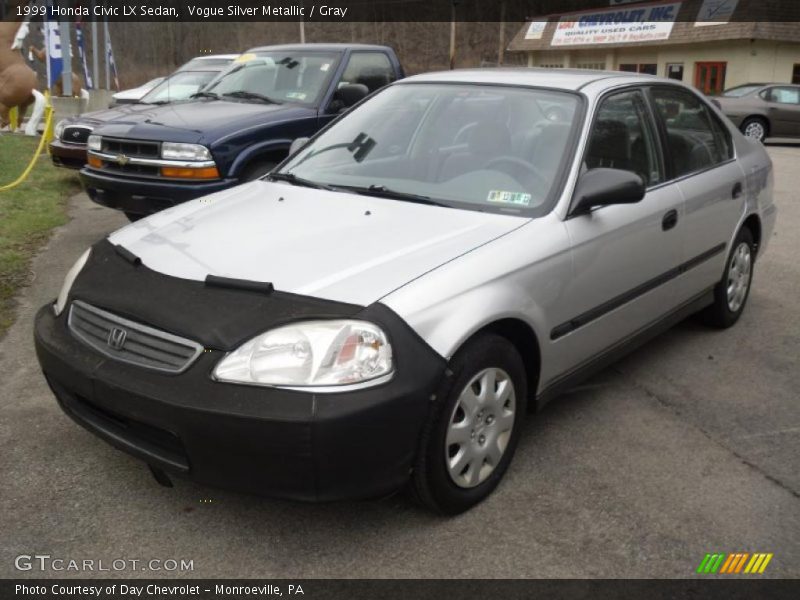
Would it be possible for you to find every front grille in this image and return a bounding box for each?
[62,125,92,145]
[68,300,203,374]
[101,162,161,177]
[101,137,160,158]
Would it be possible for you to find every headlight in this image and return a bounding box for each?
[87,134,102,151]
[53,249,91,316]
[161,142,211,161]
[54,119,67,140]
[213,320,393,389]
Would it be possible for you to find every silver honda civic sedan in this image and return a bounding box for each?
[35,68,776,514]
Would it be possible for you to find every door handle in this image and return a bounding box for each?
[662,209,678,231]
[732,182,743,199]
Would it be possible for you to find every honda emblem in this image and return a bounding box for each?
[107,327,127,350]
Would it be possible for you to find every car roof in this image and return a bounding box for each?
[400,67,664,92]
[192,54,239,60]
[247,43,393,53]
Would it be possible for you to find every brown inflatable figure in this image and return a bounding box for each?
[0,20,38,128]
[29,45,82,98]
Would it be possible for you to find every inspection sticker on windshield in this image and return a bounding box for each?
[320,63,331,72]
[487,190,532,206]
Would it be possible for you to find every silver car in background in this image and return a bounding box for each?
[35,69,776,514]
[715,83,800,142]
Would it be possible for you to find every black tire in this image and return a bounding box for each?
[124,211,143,222]
[411,333,528,515]
[242,160,278,182]
[701,227,755,329]
[740,117,768,143]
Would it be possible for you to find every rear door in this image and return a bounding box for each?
[764,86,800,136]
[556,87,685,371]
[648,85,743,303]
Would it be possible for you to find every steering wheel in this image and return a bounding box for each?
[484,156,549,193]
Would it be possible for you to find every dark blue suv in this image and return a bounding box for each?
[80,44,404,220]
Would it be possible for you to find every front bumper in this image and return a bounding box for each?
[79,167,235,216]
[34,295,445,501]
[49,140,87,170]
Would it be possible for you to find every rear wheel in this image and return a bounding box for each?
[411,333,527,514]
[701,227,755,328]
[741,117,768,143]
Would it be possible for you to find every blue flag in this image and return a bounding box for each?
[44,18,62,89]
[106,35,119,90]
[75,22,93,89]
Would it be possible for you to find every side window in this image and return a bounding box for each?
[650,87,733,178]
[337,52,396,94]
[767,86,800,105]
[585,90,662,187]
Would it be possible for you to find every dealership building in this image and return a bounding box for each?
[508,0,800,95]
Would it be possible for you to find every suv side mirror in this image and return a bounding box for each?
[289,137,309,156]
[331,83,369,112]
[570,168,645,217]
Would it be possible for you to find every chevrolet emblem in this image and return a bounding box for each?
[115,154,130,166]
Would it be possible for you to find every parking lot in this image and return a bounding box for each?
[0,145,798,579]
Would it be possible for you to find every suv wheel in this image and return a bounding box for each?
[741,117,767,143]
[702,227,755,328]
[411,333,527,514]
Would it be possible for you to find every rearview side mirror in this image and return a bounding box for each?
[569,168,645,217]
[289,137,309,156]
[332,83,369,112]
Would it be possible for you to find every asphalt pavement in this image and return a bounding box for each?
[1,146,798,578]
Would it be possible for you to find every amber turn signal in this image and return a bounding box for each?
[87,155,102,168]
[161,166,220,179]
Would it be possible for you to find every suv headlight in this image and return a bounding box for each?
[161,142,211,161]
[213,320,393,389]
[87,134,102,151]
[54,248,91,316]
[54,119,67,140]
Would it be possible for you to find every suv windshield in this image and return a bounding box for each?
[203,51,341,105]
[140,70,219,104]
[278,83,581,216]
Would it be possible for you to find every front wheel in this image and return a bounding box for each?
[701,227,755,328]
[411,333,528,514]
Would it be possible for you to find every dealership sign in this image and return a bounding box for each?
[551,1,681,46]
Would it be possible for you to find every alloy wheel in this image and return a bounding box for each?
[744,121,765,142]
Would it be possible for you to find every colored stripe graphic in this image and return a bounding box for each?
[698,552,773,575]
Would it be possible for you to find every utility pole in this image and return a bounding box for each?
[91,1,99,89]
[498,0,506,65]
[449,1,457,70]
[300,1,305,42]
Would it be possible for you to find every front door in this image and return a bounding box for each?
[694,62,727,96]
[553,88,685,376]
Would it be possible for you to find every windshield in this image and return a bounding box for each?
[140,71,219,104]
[203,51,341,105]
[278,83,581,216]
[722,85,763,98]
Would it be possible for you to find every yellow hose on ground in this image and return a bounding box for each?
[0,103,53,192]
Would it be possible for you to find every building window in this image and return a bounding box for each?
[666,63,684,81]
[694,61,727,95]
[576,62,606,70]
[619,63,657,74]
[793,64,800,84]
[539,64,564,69]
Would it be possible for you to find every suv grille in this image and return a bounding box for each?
[101,137,160,158]
[62,125,92,145]
[68,300,203,373]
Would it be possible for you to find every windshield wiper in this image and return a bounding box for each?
[223,91,282,104]
[268,172,338,191]
[343,184,449,207]
[190,91,219,100]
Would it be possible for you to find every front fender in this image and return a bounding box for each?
[227,139,293,178]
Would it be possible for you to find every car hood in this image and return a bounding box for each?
[68,103,161,127]
[92,100,316,144]
[108,181,527,306]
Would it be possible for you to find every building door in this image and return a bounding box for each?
[666,63,684,81]
[694,62,727,95]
